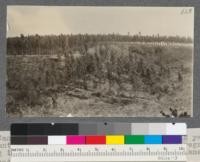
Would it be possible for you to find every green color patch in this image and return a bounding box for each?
[125,135,144,144]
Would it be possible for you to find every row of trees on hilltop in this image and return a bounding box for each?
[7,34,193,55]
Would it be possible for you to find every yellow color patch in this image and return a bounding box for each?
[106,135,124,144]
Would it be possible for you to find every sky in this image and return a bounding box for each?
[7,6,194,38]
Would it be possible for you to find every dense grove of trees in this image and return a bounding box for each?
[7,42,187,106]
[7,34,193,55]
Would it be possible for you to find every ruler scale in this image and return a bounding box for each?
[11,144,186,161]
[10,123,187,162]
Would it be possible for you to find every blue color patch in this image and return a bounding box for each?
[144,135,162,144]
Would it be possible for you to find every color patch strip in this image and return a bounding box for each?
[11,135,184,145]
[166,123,187,135]
[27,136,48,145]
[11,123,79,135]
[125,135,144,144]
[48,136,66,145]
[106,135,124,144]
[148,124,166,135]
[162,135,182,144]
[144,135,162,144]
[11,136,27,145]
[67,136,85,144]
[11,123,187,136]
[86,136,106,144]
[131,124,149,135]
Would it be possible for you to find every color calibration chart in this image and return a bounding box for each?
[11,123,187,162]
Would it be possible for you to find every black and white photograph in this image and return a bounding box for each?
[6,6,194,117]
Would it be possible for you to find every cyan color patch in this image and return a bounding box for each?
[144,135,162,144]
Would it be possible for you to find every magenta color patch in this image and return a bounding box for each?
[67,135,85,144]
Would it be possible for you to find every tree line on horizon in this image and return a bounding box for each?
[7,33,193,56]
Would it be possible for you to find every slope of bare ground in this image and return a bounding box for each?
[7,43,193,117]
